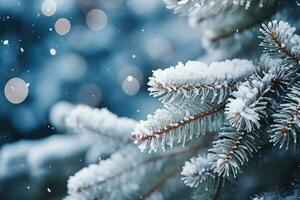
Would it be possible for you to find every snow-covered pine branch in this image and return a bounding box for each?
[181,154,214,188]
[260,20,300,72]
[209,126,259,178]
[163,0,200,16]
[252,190,299,200]
[163,0,274,21]
[132,103,224,152]
[269,82,300,149]
[148,59,256,105]
[225,70,277,132]
[252,192,281,200]
[201,5,278,52]
[65,105,136,144]
[50,101,75,130]
[66,144,201,200]
[66,146,144,200]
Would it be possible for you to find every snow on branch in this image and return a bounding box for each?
[204,6,277,48]
[132,103,224,152]
[163,0,200,16]
[225,70,278,132]
[181,154,214,188]
[252,192,281,200]
[260,20,300,71]
[163,0,275,26]
[67,146,143,200]
[65,105,136,144]
[50,101,74,130]
[209,126,259,178]
[252,191,299,200]
[67,144,201,200]
[163,0,273,17]
[148,59,256,105]
[269,82,300,149]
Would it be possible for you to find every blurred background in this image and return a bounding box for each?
[0,0,203,199]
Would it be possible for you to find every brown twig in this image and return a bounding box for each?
[133,104,224,142]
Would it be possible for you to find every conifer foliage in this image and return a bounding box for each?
[52,1,300,199]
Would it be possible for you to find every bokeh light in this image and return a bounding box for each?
[118,65,144,84]
[41,0,57,17]
[4,78,29,104]
[50,48,56,55]
[55,18,71,36]
[122,75,140,96]
[86,9,107,31]
[3,40,9,45]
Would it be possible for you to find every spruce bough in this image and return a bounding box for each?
[51,1,300,199]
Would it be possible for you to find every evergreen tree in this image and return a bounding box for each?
[51,1,300,199]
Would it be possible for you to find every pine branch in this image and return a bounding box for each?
[67,144,202,200]
[49,101,75,130]
[163,0,275,20]
[207,4,277,45]
[252,190,299,200]
[269,82,300,149]
[209,126,259,178]
[259,20,300,74]
[148,59,256,105]
[163,0,201,16]
[181,154,214,188]
[252,192,281,200]
[225,70,277,132]
[212,179,223,200]
[207,55,286,188]
[132,103,224,152]
[65,105,135,144]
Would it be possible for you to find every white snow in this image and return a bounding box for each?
[67,146,143,200]
[261,20,300,60]
[133,102,224,152]
[65,105,137,140]
[49,101,74,130]
[148,59,256,104]
[150,59,255,88]
[181,155,211,188]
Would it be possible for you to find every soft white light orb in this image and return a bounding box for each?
[50,48,56,55]
[122,75,140,96]
[86,9,107,31]
[55,18,71,35]
[3,40,9,45]
[4,77,29,104]
[118,65,144,84]
[41,0,57,17]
